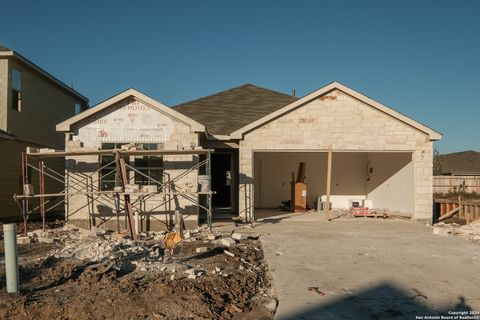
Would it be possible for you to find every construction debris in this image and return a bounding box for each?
[0,224,275,320]
[433,220,480,241]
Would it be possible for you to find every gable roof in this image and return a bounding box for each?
[0,44,88,102]
[438,150,480,175]
[56,88,205,132]
[229,81,442,140]
[173,84,298,136]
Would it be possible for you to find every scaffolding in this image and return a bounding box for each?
[13,148,214,239]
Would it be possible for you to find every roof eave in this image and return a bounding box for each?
[229,81,443,141]
[57,88,205,133]
[0,50,88,103]
[205,133,232,141]
[0,132,15,140]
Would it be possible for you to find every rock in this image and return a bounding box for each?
[206,233,217,241]
[232,233,249,241]
[185,268,195,275]
[37,236,55,244]
[239,265,245,271]
[183,230,191,239]
[265,299,277,313]
[219,237,236,247]
[196,247,208,253]
[188,274,196,279]
[247,233,260,240]
[160,266,167,272]
[170,275,175,280]
[17,236,32,244]
[215,267,221,272]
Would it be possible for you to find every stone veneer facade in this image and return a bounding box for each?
[238,89,434,221]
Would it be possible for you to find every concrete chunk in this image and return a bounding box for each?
[37,236,55,244]
[206,233,217,241]
[196,247,208,253]
[17,236,32,244]
[219,237,236,247]
[185,268,195,275]
[232,233,249,241]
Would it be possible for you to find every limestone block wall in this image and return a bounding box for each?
[65,98,200,230]
[238,89,434,221]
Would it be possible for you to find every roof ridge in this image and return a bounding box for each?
[173,83,295,108]
[440,150,480,156]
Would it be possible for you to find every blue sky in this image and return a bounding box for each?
[1,0,478,153]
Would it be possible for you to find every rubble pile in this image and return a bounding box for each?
[433,220,480,241]
[25,225,262,275]
[0,223,274,319]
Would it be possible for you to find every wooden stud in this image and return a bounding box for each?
[325,145,333,221]
[119,157,136,240]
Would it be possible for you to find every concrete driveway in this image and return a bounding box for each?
[255,214,480,319]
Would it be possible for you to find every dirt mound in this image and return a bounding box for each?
[0,227,274,320]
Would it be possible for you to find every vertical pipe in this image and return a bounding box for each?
[21,153,28,236]
[206,151,212,230]
[325,146,333,221]
[3,224,19,293]
[39,160,45,232]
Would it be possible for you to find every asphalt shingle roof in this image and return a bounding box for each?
[173,84,298,136]
[438,150,480,175]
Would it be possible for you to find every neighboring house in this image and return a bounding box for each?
[0,45,88,219]
[54,81,441,230]
[433,150,480,194]
[436,150,480,176]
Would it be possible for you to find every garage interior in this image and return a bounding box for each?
[253,151,414,219]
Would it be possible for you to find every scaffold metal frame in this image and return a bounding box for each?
[14,148,214,238]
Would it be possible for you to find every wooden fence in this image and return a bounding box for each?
[433,176,480,194]
[434,198,480,223]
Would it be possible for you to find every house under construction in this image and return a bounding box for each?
[14,82,442,234]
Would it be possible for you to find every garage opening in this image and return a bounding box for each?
[253,151,414,219]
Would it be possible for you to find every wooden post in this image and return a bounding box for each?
[175,210,183,237]
[458,196,462,220]
[119,157,137,240]
[325,146,333,221]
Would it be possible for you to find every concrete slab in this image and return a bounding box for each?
[255,217,480,319]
